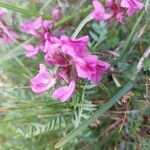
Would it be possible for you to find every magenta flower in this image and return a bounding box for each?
[91,60,111,83]
[52,7,62,21]
[21,17,43,37]
[121,0,144,16]
[106,0,125,24]
[45,44,68,66]
[91,0,111,21]
[31,64,56,94]
[74,55,110,83]
[52,80,76,102]
[45,35,89,66]
[23,44,39,58]
[44,34,110,83]
[60,35,89,58]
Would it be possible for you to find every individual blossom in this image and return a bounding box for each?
[31,64,56,94]
[91,59,111,83]
[52,80,76,102]
[21,16,55,54]
[52,7,62,21]
[23,44,39,58]
[60,35,89,58]
[21,16,43,37]
[121,0,144,16]
[0,10,18,44]
[91,0,111,21]
[106,0,144,23]
[106,0,126,23]
[44,35,89,66]
[74,55,111,83]
[0,10,6,18]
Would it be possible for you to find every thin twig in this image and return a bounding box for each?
[136,47,150,74]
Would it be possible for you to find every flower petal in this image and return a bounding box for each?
[52,81,75,102]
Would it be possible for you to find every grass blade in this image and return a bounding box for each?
[118,11,145,62]
[0,2,51,19]
[55,81,134,148]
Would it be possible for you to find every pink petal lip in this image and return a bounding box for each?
[23,44,39,58]
[52,7,62,21]
[21,17,43,36]
[52,80,76,102]
[121,0,144,16]
[91,0,111,21]
[31,64,56,94]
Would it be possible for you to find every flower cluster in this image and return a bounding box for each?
[91,0,144,24]
[0,10,18,44]
[21,9,110,102]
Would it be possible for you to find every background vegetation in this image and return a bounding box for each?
[0,0,149,149]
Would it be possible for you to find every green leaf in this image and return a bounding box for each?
[54,81,134,148]
[0,2,51,19]
[89,21,108,50]
[118,11,145,62]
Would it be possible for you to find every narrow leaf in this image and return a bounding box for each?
[0,2,50,19]
[55,81,134,148]
[118,11,145,61]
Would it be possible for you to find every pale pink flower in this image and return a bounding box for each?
[91,0,111,21]
[0,10,18,44]
[31,64,56,94]
[121,0,144,16]
[52,7,62,21]
[23,44,39,58]
[52,80,76,102]
[21,17,42,37]
[0,10,6,18]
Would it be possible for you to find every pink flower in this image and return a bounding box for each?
[106,0,125,24]
[60,35,89,58]
[0,10,6,18]
[0,10,18,44]
[74,55,98,80]
[74,55,110,82]
[91,60,111,83]
[121,0,144,16]
[43,34,59,53]
[44,35,110,83]
[52,7,62,21]
[23,44,39,58]
[91,0,111,21]
[21,17,42,37]
[31,64,56,94]
[116,12,125,24]
[42,20,54,30]
[45,35,89,65]
[52,80,75,102]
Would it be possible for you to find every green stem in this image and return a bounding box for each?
[71,14,92,39]
[0,2,92,28]
[55,81,134,148]
[0,2,51,19]
[54,6,92,28]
